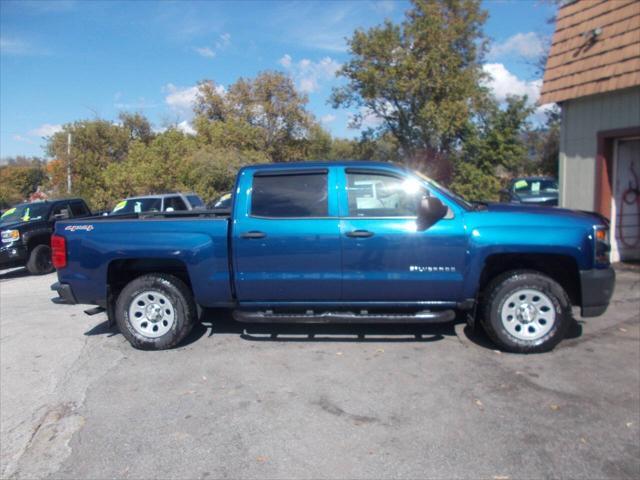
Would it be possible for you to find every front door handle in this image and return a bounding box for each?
[346,230,374,238]
[240,231,267,239]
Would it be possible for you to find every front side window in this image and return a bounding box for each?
[251,173,328,217]
[346,172,427,217]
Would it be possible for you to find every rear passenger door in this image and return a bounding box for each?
[232,168,342,303]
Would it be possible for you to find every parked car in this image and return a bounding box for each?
[51,161,614,353]
[207,192,232,210]
[500,176,559,206]
[1,198,91,274]
[111,193,205,215]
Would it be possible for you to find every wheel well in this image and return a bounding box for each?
[107,259,193,300]
[479,254,581,305]
[26,234,51,252]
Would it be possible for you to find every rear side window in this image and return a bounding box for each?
[186,195,204,208]
[69,202,90,217]
[251,173,328,217]
[164,196,188,211]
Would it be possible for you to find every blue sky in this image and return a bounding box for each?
[0,0,557,159]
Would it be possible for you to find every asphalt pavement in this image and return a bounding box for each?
[1,266,638,479]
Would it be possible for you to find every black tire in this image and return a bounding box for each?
[26,244,54,275]
[115,273,196,350]
[481,270,571,353]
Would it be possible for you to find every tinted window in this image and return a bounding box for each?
[251,173,328,217]
[346,172,426,217]
[51,203,70,217]
[113,198,162,214]
[164,196,188,211]
[69,202,90,217]
[186,195,204,208]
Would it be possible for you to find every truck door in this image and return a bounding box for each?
[233,167,342,303]
[339,168,467,303]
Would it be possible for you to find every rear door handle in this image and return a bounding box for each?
[346,230,374,238]
[240,231,267,239]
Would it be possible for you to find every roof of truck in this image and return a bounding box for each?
[241,160,406,171]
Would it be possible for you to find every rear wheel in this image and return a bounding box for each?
[481,270,571,353]
[115,273,196,350]
[26,244,54,275]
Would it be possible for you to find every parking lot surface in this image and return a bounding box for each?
[1,266,639,479]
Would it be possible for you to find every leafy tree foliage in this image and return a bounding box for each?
[451,96,533,200]
[0,159,47,208]
[194,71,312,162]
[331,0,489,161]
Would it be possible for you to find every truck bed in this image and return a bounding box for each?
[55,212,233,307]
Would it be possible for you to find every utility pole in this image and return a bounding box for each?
[66,133,72,194]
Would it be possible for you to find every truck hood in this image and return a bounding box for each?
[478,202,607,226]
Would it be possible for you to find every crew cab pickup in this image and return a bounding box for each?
[51,162,615,353]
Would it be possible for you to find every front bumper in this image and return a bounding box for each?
[580,267,615,317]
[0,244,28,269]
[51,282,78,305]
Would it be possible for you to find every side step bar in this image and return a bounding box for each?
[233,309,456,324]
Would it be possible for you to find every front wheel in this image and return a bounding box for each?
[481,271,571,353]
[26,244,54,275]
[115,273,196,350]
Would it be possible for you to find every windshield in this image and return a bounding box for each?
[513,178,558,196]
[112,198,162,214]
[413,170,473,210]
[0,203,51,224]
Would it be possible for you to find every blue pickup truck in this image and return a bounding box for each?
[50,161,615,353]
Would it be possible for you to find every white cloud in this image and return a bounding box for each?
[489,32,545,60]
[482,63,553,124]
[164,82,225,119]
[0,35,46,56]
[194,46,215,58]
[164,84,200,115]
[28,123,63,137]
[321,114,336,124]
[177,120,196,135]
[216,32,231,49]
[278,54,292,68]
[193,32,231,60]
[12,134,34,144]
[279,54,341,93]
[483,63,541,103]
[371,1,396,14]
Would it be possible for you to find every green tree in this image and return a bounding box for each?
[451,95,533,200]
[119,112,155,145]
[47,118,139,208]
[523,106,560,176]
[0,163,47,208]
[194,71,313,162]
[331,0,489,163]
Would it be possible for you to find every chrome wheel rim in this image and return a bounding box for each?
[501,288,555,341]
[129,290,175,338]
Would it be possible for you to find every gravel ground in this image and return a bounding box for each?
[1,266,638,480]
